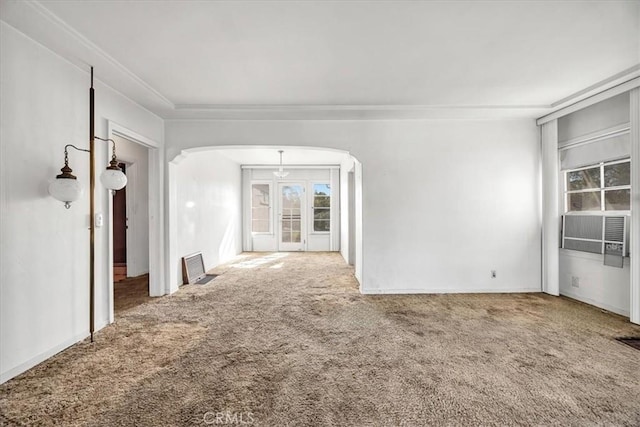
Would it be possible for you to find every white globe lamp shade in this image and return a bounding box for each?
[100,168,127,191]
[273,168,289,179]
[49,178,83,209]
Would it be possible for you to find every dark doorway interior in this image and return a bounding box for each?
[113,163,127,282]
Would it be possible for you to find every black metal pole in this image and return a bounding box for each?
[89,67,95,343]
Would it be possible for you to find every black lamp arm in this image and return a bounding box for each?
[94,136,121,170]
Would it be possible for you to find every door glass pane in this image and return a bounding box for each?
[291,220,301,242]
[281,185,302,244]
[604,162,630,187]
[567,191,601,211]
[567,167,600,191]
[605,189,630,210]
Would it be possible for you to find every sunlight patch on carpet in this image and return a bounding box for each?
[231,253,289,269]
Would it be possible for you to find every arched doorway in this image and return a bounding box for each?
[166,146,363,294]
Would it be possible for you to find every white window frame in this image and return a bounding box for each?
[250,180,273,235]
[564,158,631,215]
[310,181,331,234]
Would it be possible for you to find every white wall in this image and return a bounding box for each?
[353,158,363,284]
[0,22,164,383]
[166,119,541,294]
[171,151,242,288]
[340,156,355,263]
[559,250,630,316]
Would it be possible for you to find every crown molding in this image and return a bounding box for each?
[0,0,549,121]
[3,1,638,122]
[174,103,547,111]
[1,0,174,114]
[166,104,550,120]
[537,65,640,125]
[550,64,640,108]
[537,75,640,125]
[29,1,174,107]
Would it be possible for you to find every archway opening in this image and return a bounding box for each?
[167,146,363,294]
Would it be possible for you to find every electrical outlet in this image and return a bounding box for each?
[491,270,497,279]
[571,276,580,288]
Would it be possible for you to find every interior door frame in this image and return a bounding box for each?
[278,182,306,251]
[123,161,137,276]
[106,121,163,325]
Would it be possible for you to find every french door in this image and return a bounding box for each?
[278,183,306,251]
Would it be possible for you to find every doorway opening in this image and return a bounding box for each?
[113,162,127,282]
[110,135,151,316]
[244,163,341,253]
[167,146,363,294]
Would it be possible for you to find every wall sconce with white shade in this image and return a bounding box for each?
[47,146,84,209]
[273,150,289,179]
[46,67,126,342]
[101,138,127,192]
[49,138,127,208]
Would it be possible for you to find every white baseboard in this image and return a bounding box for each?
[1,331,89,384]
[360,287,542,295]
[95,318,110,331]
[560,290,629,317]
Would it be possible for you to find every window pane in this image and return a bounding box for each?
[313,184,331,208]
[314,208,330,221]
[252,184,269,206]
[313,207,330,232]
[567,167,600,191]
[251,184,270,233]
[314,220,330,232]
[605,189,630,211]
[314,184,330,196]
[252,207,269,221]
[252,220,269,233]
[567,191,601,211]
[604,162,630,188]
[314,195,330,208]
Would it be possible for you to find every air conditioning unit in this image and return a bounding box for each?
[562,215,629,268]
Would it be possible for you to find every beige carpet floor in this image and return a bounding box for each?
[1,252,640,426]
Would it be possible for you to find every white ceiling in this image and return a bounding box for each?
[3,0,639,119]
